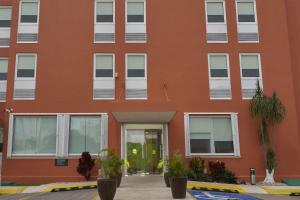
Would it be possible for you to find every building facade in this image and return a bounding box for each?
[0,0,300,184]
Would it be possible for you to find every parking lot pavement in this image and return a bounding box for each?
[251,193,300,200]
[0,189,98,200]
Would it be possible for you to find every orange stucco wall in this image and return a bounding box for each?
[0,0,300,184]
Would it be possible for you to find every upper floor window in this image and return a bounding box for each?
[0,7,12,27]
[0,59,8,80]
[16,54,36,78]
[209,54,229,78]
[96,1,114,23]
[127,1,145,23]
[127,55,146,78]
[240,54,260,78]
[20,1,39,23]
[237,1,256,23]
[95,54,114,78]
[206,1,225,23]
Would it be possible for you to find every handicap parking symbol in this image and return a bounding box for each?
[190,190,261,200]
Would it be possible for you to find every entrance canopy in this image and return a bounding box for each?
[112,112,176,123]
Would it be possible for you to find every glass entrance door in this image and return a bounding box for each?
[126,129,162,175]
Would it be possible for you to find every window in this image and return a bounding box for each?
[16,54,36,78]
[12,116,57,155]
[127,1,144,23]
[95,54,114,78]
[96,1,114,23]
[209,54,228,77]
[240,54,260,77]
[127,55,145,77]
[0,7,12,27]
[237,1,256,22]
[206,1,225,23]
[186,114,240,156]
[20,1,39,23]
[69,116,102,154]
[0,59,8,80]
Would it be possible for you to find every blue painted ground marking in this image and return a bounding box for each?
[189,190,261,200]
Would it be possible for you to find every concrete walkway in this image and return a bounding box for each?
[96,175,194,200]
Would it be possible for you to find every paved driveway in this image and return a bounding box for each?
[0,189,98,200]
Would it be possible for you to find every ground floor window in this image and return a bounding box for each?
[7,114,108,157]
[185,113,240,156]
[69,116,102,154]
[12,116,57,155]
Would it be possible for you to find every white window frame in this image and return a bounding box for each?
[94,0,115,25]
[184,112,241,157]
[208,53,230,80]
[7,113,108,158]
[15,53,37,81]
[205,0,227,25]
[125,53,147,100]
[235,0,258,24]
[125,0,146,25]
[239,53,263,100]
[94,53,115,80]
[208,53,232,100]
[0,6,12,48]
[18,0,40,25]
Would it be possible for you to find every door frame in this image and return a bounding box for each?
[121,123,169,175]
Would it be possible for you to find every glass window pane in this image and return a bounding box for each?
[237,2,255,22]
[241,55,259,69]
[127,55,145,77]
[96,55,113,77]
[210,55,228,77]
[0,8,12,27]
[69,117,86,154]
[17,55,35,78]
[237,2,254,15]
[127,2,144,22]
[213,117,234,153]
[35,117,57,154]
[21,2,38,23]
[12,116,57,155]
[85,117,101,153]
[69,116,102,154]
[207,2,224,23]
[0,8,11,20]
[96,2,113,22]
[0,59,8,73]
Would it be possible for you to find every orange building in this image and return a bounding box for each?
[0,0,299,184]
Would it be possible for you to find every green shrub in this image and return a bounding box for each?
[208,161,238,184]
[169,151,186,178]
[222,170,238,184]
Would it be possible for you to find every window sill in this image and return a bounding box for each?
[186,154,241,159]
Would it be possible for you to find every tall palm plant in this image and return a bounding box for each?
[266,92,285,151]
[249,82,286,184]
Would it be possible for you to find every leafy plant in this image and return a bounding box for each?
[77,152,95,181]
[189,157,205,178]
[169,151,186,178]
[222,170,238,184]
[208,161,226,182]
[96,149,119,179]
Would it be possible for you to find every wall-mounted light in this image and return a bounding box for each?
[5,108,13,113]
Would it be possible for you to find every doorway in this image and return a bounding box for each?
[122,124,168,176]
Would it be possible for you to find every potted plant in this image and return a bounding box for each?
[114,158,124,187]
[169,151,187,199]
[96,149,118,200]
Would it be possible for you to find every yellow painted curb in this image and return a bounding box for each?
[42,183,97,192]
[187,182,245,193]
[0,187,27,195]
[262,187,300,195]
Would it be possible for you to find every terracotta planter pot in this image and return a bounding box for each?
[97,178,117,200]
[170,177,187,199]
[164,174,171,187]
